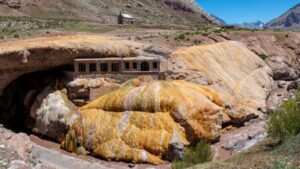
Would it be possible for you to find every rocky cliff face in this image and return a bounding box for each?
[177,30,300,81]
[0,0,218,26]
[266,3,300,29]
[156,28,300,118]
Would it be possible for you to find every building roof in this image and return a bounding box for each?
[121,13,134,19]
[124,56,160,61]
[74,56,160,62]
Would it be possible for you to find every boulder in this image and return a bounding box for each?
[67,78,120,106]
[30,87,79,140]
[273,68,300,81]
[287,80,300,91]
[61,78,224,164]
[266,88,289,111]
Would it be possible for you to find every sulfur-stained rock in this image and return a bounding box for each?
[30,87,79,141]
[61,78,224,164]
[80,78,224,142]
[62,110,188,164]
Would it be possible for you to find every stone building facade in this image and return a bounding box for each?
[74,56,161,75]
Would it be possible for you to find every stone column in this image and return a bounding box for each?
[74,62,79,74]
[137,61,141,72]
[150,61,153,71]
[96,62,100,73]
[108,62,112,72]
[86,62,89,73]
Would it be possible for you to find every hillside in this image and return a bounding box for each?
[266,3,300,29]
[0,0,218,26]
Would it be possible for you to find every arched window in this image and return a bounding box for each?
[141,62,150,71]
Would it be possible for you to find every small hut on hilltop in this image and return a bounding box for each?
[118,12,135,25]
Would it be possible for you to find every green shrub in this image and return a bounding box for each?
[175,33,186,41]
[259,54,269,60]
[201,32,210,36]
[268,97,300,140]
[212,29,221,33]
[172,140,213,169]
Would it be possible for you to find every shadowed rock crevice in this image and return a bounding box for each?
[0,66,71,132]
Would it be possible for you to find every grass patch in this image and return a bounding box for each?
[275,33,287,42]
[268,95,300,140]
[172,141,213,169]
[271,161,300,169]
[259,54,269,60]
[175,32,187,41]
[0,16,116,39]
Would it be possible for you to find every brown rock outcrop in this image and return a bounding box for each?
[167,41,274,123]
[0,0,20,9]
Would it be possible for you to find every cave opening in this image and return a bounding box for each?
[0,65,73,133]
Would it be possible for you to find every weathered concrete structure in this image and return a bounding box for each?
[74,56,160,74]
[73,56,163,81]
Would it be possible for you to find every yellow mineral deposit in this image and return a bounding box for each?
[61,78,224,164]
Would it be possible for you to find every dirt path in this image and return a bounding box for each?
[30,135,172,169]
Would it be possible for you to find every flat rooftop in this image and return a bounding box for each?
[74,56,160,62]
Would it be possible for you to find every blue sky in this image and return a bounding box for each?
[196,0,300,24]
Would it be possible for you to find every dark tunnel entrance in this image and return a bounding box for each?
[0,65,73,132]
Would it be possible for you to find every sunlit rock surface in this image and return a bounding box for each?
[61,78,224,164]
[168,41,274,123]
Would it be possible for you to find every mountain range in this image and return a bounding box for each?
[212,3,300,30]
[266,3,300,29]
[232,21,265,29]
